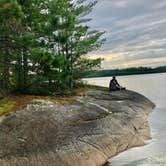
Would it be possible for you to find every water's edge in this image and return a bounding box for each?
[84,73,166,166]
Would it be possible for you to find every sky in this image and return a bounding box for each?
[87,0,166,69]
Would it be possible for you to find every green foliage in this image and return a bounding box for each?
[0,0,104,95]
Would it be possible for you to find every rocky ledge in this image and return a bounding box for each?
[0,89,155,166]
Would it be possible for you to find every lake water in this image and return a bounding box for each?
[83,73,166,166]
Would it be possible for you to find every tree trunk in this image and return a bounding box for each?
[2,51,10,90]
[22,51,28,93]
[16,52,23,92]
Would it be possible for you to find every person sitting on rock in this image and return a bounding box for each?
[109,76,125,91]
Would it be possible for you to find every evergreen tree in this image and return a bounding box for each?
[0,0,105,95]
[47,0,104,88]
[0,0,23,90]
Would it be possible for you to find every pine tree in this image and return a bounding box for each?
[0,0,105,94]
[47,0,105,88]
[0,0,23,90]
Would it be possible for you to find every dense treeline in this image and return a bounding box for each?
[0,0,104,95]
[84,66,166,78]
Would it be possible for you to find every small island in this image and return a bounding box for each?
[0,0,156,166]
[0,87,155,166]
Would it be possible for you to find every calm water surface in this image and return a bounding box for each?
[83,73,166,166]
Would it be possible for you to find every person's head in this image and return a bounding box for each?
[113,76,116,79]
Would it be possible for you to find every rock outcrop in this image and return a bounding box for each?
[0,89,155,166]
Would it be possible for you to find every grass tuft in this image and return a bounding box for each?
[0,98,16,116]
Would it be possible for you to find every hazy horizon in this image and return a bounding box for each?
[99,64,166,70]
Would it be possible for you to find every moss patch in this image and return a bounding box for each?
[0,87,101,117]
[0,95,36,116]
[78,119,95,124]
[0,87,88,116]
[0,98,16,116]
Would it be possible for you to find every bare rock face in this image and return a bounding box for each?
[0,89,155,166]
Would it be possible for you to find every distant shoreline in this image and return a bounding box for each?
[85,71,166,78]
[84,66,166,78]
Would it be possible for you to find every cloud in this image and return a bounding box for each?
[108,1,129,8]
[102,57,166,69]
[87,0,166,69]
